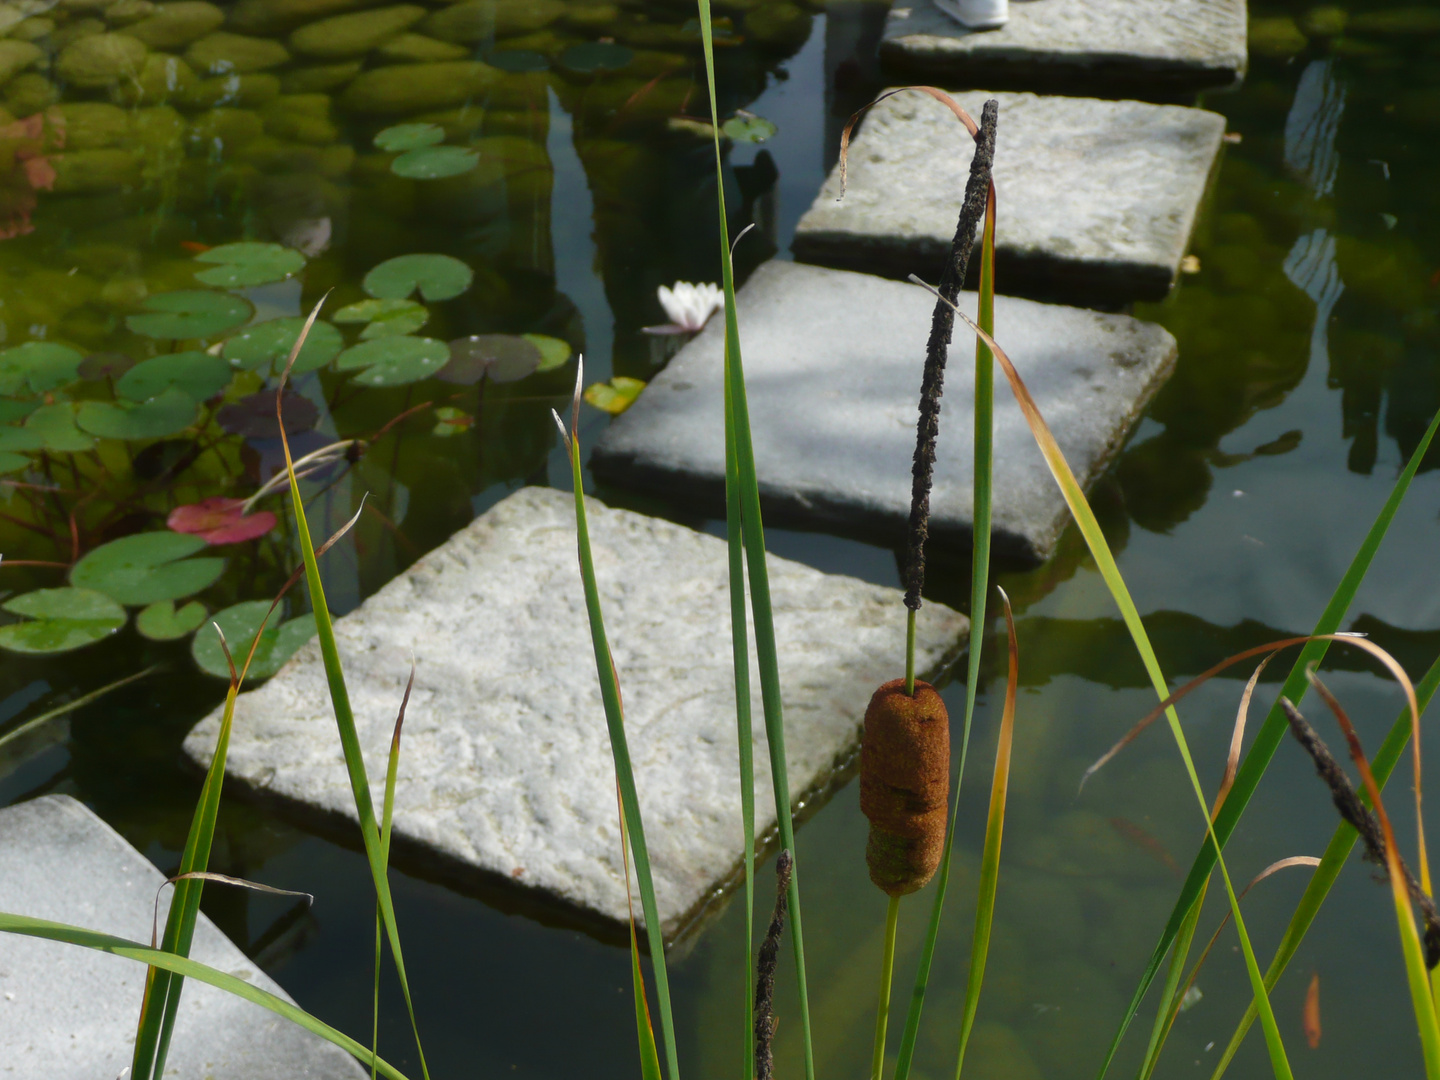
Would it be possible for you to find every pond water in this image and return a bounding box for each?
[2,0,1440,1077]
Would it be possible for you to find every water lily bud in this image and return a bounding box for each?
[860,678,950,896]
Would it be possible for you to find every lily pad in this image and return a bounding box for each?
[117,351,232,403]
[722,111,777,143]
[191,600,318,680]
[217,390,319,439]
[0,587,127,654]
[194,242,307,288]
[438,334,541,385]
[0,426,44,452]
[484,49,548,72]
[78,352,137,381]
[71,531,225,606]
[0,342,84,395]
[222,317,343,375]
[77,387,198,440]
[0,451,27,474]
[0,400,37,424]
[374,122,445,152]
[335,298,429,340]
[336,336,450,386]
[168,497,276,544]
[136,599,208,641]
[559,41,633,73]
[127,290,253,340]
[583,375,646,415]
[433,406,473,436]
[523,333,573,372]
[391,145,478,180]
[363,254,472,302]
[25,403,95,452]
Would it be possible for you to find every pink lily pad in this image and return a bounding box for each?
[168,498,276,545]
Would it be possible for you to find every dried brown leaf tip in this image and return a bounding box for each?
[860,678,950,896]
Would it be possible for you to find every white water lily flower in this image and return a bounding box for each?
[644,281,723,334]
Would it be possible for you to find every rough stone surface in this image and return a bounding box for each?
[183,487,965,946]
[0,794,366,1080]
[879,0,1247,99]
[792,89,1226,306]
[592,260,1177,566]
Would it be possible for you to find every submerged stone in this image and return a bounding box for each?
[592,261,1177,567]
[792,89,1225,306]
[125,0,225,48]
[5,72,57,115]
[53,101,128,148]
[51,146,142,192]
[183,486,966,945]
[338,58,500,114]
[105,0,156,25]
[56,32,148,87]
[0,795,366,1079]
[0,40,42,86]
[185,30,291,74]
[108,52,197,105]
[260,92,338,144]
[879,0,1247,99]
[178,71,281,108]
[374,30,468,63]
[420,0,565,42]
[288,4,427,58]
[281,59,362,92]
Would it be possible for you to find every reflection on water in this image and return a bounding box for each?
[2,1,1440,1079]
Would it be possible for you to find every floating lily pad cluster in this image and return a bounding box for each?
[0,239,576,672]
[374,123,479,181]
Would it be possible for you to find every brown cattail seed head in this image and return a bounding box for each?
[860,678,950,896]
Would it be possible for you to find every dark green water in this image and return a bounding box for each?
[2,0,1439,1078]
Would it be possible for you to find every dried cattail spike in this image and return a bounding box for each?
[860,678,950,896]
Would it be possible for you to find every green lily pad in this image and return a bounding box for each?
[363,254,473,302]
[25,402,95,452]
[191,600,317,680]
[722,112,777,143]
[439,335,541,385]
[0,450,26,474]
[77,387,198,440]
[222,317,343,375]
[0,426,44,452]
[433,406,472,436]
[127,291,253,340]
[136,598,209,641]
[485,48,548,72]
[559,41,633,73]
[71,531,225,606]
[0,342,84,395]
[336,336,450,386]
[117,351,232,403]
[0,400,37,424]
[583,375,646,415]
[194,242,307,288]
[391,145,478,180]
[335,298,429,340]
[0,587,127,654]
[374,122,445,152]
[523,334,573,372]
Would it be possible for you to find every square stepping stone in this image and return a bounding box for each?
[879,0,1247,100]
[0,794,366,1080]
[592,260,1176,566]
[183,487,965,948]
[791,89,1226,306]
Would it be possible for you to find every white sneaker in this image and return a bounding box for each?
[933,0,1008,29]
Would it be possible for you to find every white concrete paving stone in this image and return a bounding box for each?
[879,0,1247,100]
[0,794,366,1080]
[792,89,1226,306]
[184,486,966,946]
[591,260,1176,566]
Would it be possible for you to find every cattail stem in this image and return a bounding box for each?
[904,609,917,696]
[871,894,902,1080]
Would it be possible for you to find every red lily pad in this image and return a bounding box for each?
[216,390,319,439]
[168,497,277,544]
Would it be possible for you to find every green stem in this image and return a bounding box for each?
[871,895,902,1080]
[904,609,917,696]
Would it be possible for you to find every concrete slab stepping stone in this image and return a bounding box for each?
[0,794,365,1080]
[879,0,1247,100]
[592,260,1176,566]
[183,487,965,947]
[792,89,1226,306]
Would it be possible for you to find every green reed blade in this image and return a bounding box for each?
[1211,647,1440,1078]
[893,181,996,1080]
[1097,400,1440,1080]
[620,784,665,1080]
[694,2,813,1076]
[0,913,413,1080]
[1136,886,1204,1080]
[871,895,902,1080]
[562,426,681,1080]
[374,670,413,1080]
[726,370,757,1080]
[277,311,431,1080]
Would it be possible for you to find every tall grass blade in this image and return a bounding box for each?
[922,284,1295,1080]
[373,666,414,1080]
[618,782,664,1080]
[1098,400,1440,1079]
[1212,648,1440,1077]
[276,301,431,1080]
[954,586,1017,1077]
[0,913,413,1080]
[554,383,680,1080]
[693,4,813,1075]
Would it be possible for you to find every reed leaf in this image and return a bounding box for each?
[922,283,1295,1080]
[374,666,414,1080]
[0,912,413,1080]
[693,2,813,1074]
